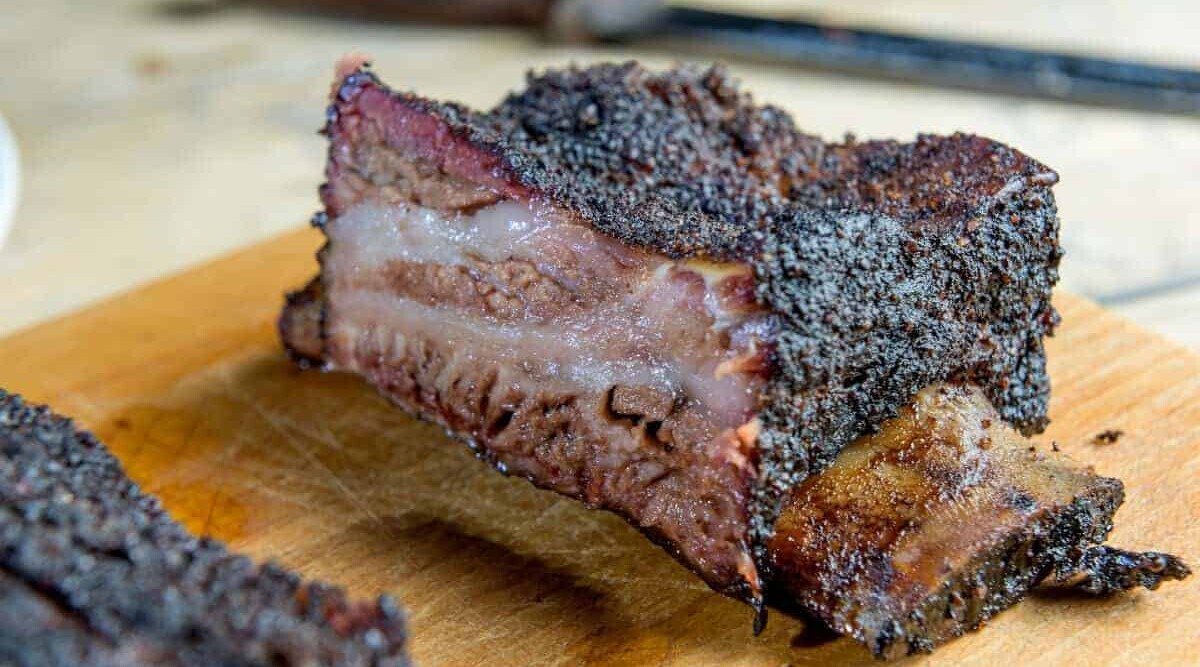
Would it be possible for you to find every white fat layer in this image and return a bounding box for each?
[333,200,553,267]
[327,199,764,425]
[339,293,672,390]
[330,200,643,292]
[332,293,758,424]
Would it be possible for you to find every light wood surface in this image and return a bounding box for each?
[1,0,1198,347]
[0,227,1195,666]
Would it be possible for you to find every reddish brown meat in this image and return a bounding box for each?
[287,199,771,599]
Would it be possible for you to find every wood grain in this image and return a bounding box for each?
[0,228,1195,665]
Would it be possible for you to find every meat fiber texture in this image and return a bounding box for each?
[0,390,412,667]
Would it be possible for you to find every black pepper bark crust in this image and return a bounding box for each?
[1047,546,1192,595]
[0,390,411,667]
[317,62,1062,549]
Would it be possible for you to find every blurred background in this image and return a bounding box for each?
[0,0,1197,346]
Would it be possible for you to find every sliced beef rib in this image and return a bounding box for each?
[280,59,1186,656]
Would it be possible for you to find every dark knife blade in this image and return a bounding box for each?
[590,5,1200,115]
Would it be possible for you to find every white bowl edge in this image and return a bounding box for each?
[0,112,20,251]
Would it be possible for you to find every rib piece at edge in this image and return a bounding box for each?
[767,383,1188,659]
[0,390,412,667]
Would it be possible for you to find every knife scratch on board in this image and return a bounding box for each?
[240,395,388,529]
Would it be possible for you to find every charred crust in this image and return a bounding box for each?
[1047,545,1191,594]
[0,390,411,666]
[483,62,812,259]
[854,478,1123,658]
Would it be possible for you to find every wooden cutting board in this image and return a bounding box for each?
[1,228,1196,666]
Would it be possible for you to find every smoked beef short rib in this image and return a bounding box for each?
[0,391,412,667]
[281,58,1062,599]
[280,60,1186,656]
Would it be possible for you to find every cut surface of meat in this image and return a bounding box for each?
[312,195,770,598]
[0,390,412,667]
[280,59,1185,653]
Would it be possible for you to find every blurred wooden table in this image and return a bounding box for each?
[1,0,1198,347]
